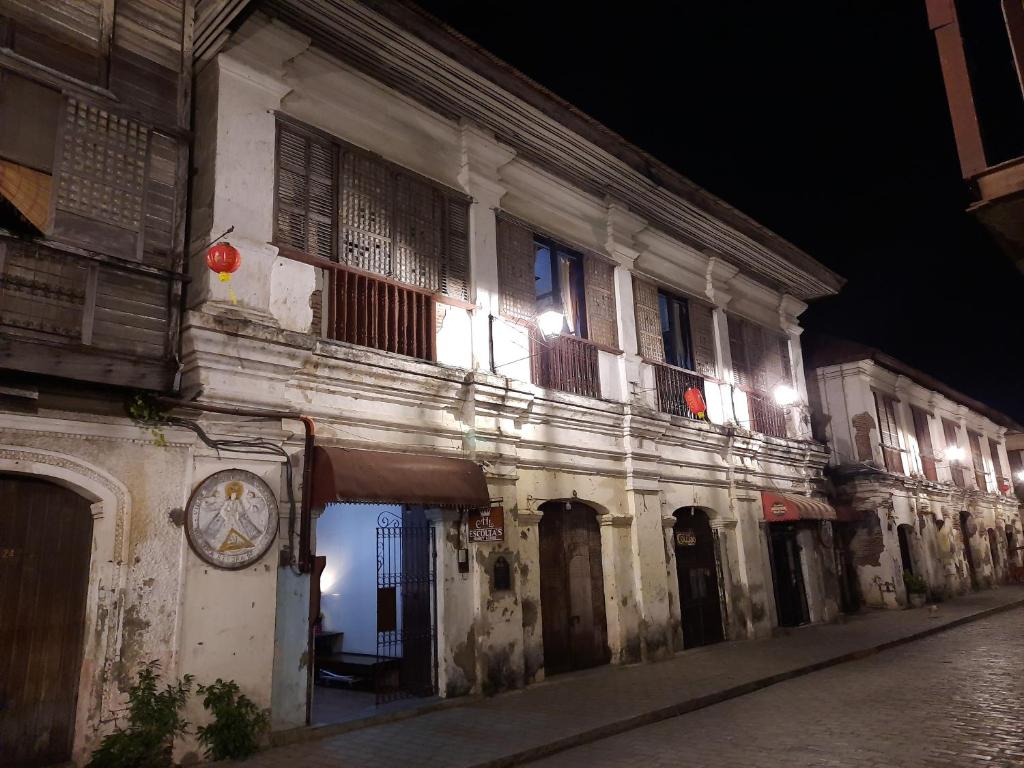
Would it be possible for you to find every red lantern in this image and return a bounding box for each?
[684,386,707,419]
[206,242,241,304]
[1000,480,1011,494]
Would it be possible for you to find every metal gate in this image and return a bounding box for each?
[375,508,437,703]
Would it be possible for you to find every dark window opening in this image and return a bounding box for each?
[534,236,588,339]
[658,291,694,371]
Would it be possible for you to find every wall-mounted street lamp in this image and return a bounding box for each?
[945,445,966,463]
[773,384,798,407]
[1015,470,1024,484]
[537,309,566,340]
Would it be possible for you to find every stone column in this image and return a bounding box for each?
[458,121,515,372]
[703,254,739,425]
[626,488,674,660]
[779,294,810,440]
[599,513,642,664]
[515,508,545,684]
[709,517,739,640]
[606,199,648,405]
[661,513,683,651]
[425,507,474,697]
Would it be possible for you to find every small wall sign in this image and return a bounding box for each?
[771,502,788,517]
[468,506,505,543]
[185,469,279,570]
[675,530,697,547]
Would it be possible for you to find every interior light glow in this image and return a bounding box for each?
[537,310,565,339]
[773,384,798,407]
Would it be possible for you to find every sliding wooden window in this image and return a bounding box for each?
[728,314,788,438]
[874,393,904,475]
[968,431,988,491]
[910,406,938,481]
[989,437,1006,491]
[942,419,966,488]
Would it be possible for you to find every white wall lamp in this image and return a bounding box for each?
[773,384,798,408]
[537,309,566,340]
[944,446,966,463]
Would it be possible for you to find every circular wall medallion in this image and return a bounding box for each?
[185,469,279,570]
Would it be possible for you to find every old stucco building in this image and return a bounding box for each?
[807,338,1023,610]
[1,1,848,764]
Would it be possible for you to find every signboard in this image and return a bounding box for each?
[185,469,279,570]
[771,502,788,517]
[675,530,697,547]
[468,506,505,543]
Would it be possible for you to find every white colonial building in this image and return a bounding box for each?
[0,0,849,762]
[806,338,1023,610]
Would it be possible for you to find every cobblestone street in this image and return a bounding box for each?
[531,608,1024,768]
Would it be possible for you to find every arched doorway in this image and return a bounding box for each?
[538,501,609,675]
[0,475,93,767]
[959,511,978,590]
[988,528,1001,572]
[672,507,724,648]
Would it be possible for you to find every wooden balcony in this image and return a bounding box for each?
[530,332,600,399]
[653,363,706,420]
[328,264,436,362]
[0,235,180,390]
[746,390,788,439]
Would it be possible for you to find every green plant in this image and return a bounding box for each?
[126,392,169,447]
[903,570,928,595]
[88,661,194,768]
[196,679,270,761]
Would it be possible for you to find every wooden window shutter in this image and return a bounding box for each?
[496,215,536,324]
[442,197,470,300]
[393,172,442,292]
[874,393,904,474]
[631,276,664,362]
[911,406,937,481]
[51,96,148,261]
[728,315,751,390]
[689,302,717,378]
[968,431,987,489]
[275,122,337,262]
[2,0,110,84]
[583,255,617,348]
[989,438,1005,485]
[743,320,768,393]
[942,419,965,488]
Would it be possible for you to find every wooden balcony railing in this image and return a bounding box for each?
[0,235,178,390]
[328,265,436,362]
[530,332,600,398]
[746,391,788,439]
[654,363,706,420]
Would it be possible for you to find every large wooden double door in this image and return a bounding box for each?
[539,502,609,675]
[1,476,93,767]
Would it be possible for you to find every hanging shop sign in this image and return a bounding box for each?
[185,469,279,570]
[771,501,788,517]
[468,506,505,543]
[675,530,697,547]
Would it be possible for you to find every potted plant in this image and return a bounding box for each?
[903,570,928,608]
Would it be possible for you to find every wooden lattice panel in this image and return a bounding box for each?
[690,302,717,379]
[339,148,392,275]
[632,276,664,362]
[583,255,617,349]
[393,172,441,291]
[56,97,148,233]
[0,241,86,338]
[496,215,537,324]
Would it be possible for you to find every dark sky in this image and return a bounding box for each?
[416,0,1024,423]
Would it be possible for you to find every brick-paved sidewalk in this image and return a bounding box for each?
[245,586,1024,768]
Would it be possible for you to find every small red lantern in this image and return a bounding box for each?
[206,242,241,304]
[1000,480,1011,494]
[684,386,707,419]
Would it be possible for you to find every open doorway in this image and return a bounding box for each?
[672,507,724,648]
[959,511,978,590]
[311,504,437,725]
[767,524,810,627]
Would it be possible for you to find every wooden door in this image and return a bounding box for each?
[768,524,809,627]
[0,476,93,767]
[673,508,724,648]
[539,502,609,675]
[960,512,978,589]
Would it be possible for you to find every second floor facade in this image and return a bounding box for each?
[807,339,1019,501]
[186,3,843,451]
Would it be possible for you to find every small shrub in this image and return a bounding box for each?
[88,661,193,768]
[196,680,270,761]
[903,570,928,595]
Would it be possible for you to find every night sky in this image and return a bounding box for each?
[416,1,1024,423]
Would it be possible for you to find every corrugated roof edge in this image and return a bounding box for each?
[804,334,1023,431]
[362,0,845,297]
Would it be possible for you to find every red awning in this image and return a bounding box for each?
[310,446,490,508]
[761,491,836,522]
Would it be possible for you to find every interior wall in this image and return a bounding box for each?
[317,503,401,655]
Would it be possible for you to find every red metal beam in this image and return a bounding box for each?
[926,0,988,178]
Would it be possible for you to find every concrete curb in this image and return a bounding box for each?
[466,597,1024,768]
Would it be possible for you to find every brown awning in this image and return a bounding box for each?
[761,491,836,522]
[310,446,490,508]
